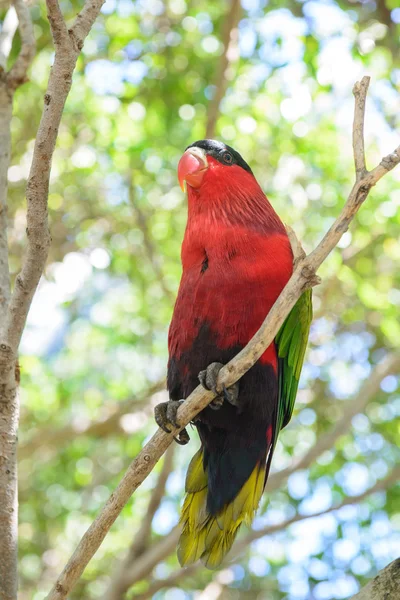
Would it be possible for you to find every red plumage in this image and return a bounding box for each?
[169,154,292,369]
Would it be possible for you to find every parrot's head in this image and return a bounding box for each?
[177,139,259,203]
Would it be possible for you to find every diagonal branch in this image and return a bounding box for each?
[103,353,400,594]
[44,76,400,600]
[6,0,35,90]
[104,445,175,600]
[205,0,241,139]
[136,465,400,598]
[1,0,105,361]
[267,352,400,491]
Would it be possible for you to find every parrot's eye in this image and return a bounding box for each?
[222,151,233,165]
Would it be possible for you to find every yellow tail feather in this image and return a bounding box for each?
[178,450,266,569]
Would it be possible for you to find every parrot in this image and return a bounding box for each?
[154,139,312,569]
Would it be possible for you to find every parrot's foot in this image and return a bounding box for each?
[198,362,239,408]
[154,400,190,445]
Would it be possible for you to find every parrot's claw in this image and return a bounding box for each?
[198,362,240,409]
[154,400,190,445]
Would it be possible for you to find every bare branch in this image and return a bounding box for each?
[45,0,69,49]
[0,92,12,325]
[0,6,18,71]
[44,78,400,600]
[138,466,400,598]
[7,0,35,90]
[352,76,369,181]
[0,0,103,596]
[0,0,35,328]
[205,0,241,139]
[267,353,400,491]
[350,558,400,600]
[130,444,175,556]
[104,445,175,600]
[1,0,105,357]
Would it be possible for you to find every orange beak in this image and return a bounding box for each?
[177,147,208,191]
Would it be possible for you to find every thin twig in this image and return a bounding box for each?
[205,0,241,139]
[352,77,369,181]
[6,0,35,90]
[44,76,400,600]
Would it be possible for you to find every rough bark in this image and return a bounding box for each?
[350,558,400,600]
[0,0,103,597]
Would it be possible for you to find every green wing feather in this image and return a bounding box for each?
[275,289,313,435]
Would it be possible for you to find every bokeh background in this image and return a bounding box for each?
[4,0,400,598]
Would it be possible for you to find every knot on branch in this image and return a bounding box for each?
[0,343,12,355]
[301,265,321,289]
[380,151,400,172]
[68,29,84,53]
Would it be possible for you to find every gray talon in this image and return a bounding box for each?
[154,400,190,445]
[198,362,224,394]
[209,395,224,410]
[198,362,240,409]
[223,383,239,407]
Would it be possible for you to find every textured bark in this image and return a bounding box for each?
[0,1,34,595]
[350,559,400,600]
[0,382,19,600]
[0,0,102,597]
[0,83,11,325]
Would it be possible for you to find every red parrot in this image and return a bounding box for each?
[155,139,312,569]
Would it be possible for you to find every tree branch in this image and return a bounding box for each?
[104,445,175,600]
[0,1,35,596]
[136,466,400,598]
[267,352,400,491]
[1,0,105,359]
[205,0,241,139]
[0,0,103,597]
[103,353,400,595]
[6,0,35,90]
[44,76,400,600]
[350,558,400,600]
[0,0,35,329]
[352,77,369,181]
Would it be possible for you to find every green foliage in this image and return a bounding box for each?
[5,0,400,598]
